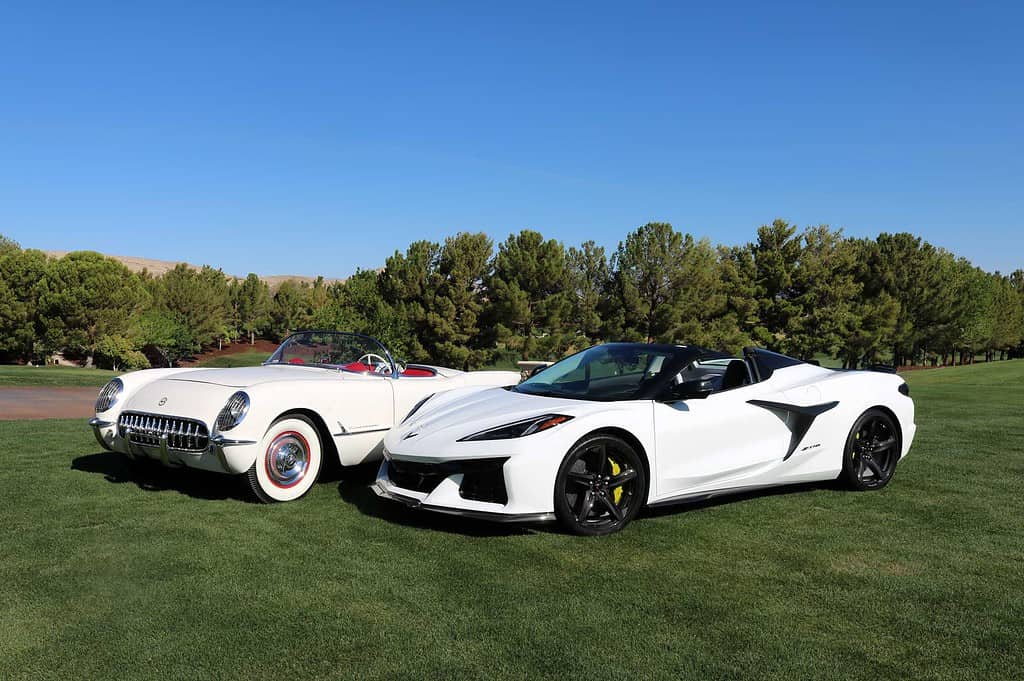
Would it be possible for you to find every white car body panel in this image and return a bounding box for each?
[377,349,917,523]
[90,349,519,476]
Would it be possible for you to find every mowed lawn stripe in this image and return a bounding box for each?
[0,360,1022,679]
[0,365,118,387]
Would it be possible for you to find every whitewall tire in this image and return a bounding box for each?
[246,415,323,503]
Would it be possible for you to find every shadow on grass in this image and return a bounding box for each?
[637,480,843,521]
[71,451,252,502]
[339,461,846,536]
[336,462,537,537]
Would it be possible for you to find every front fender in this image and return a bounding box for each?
[233,379,396,468]
[544,403,658,501]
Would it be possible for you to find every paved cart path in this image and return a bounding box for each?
[0,387,97,420]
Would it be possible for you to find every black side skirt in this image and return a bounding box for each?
[747,399,839,461]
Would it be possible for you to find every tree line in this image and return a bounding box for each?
[1,221,1022,370]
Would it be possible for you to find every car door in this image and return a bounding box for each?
[652,372,793,500]
[335,375,395,428]
[327,373,397,466]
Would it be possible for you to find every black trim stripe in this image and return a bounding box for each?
[747,399,839,461]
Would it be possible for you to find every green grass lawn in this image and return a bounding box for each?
[0,349,269,386]
[811,352,845,368]
[0,364,118,387]
[1,362,1022,679]
[192,350,270,368]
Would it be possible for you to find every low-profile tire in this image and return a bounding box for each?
[840,408,901,491]
[246,415,323,503]
[553,433,647,536]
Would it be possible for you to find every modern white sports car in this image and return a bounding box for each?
[88,331,519,502]
[375,343,916,534]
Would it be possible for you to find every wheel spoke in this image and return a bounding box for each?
[596,444,609,475]
[576,490,596,521]
[872,436,897,450]
[862,454,883,478]
[567,470,595,487]
[598,493,624,522]
[608,469,637,488]
[870,437,897,453]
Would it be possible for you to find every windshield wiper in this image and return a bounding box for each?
[516,385,567,398]
[517,385,605,400]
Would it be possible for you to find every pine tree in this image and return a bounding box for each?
[233,273,271,345]
[608,222,688,343]
[566,240,610,346]
[486,230,571,360]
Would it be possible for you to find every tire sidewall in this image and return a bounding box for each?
[249,415,323,503]
[553,433,647,536]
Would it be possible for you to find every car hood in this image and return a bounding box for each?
[165,365,339,388]
[122,376,241,424]
[391,386,592,445]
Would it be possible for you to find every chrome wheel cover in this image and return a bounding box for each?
[264,431,310,488]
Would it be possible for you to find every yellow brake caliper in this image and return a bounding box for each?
[609,458,623,504]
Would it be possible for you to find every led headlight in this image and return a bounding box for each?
[402,393,435,424]
[216,391,250,432]
[95,378,123,412]
[458,414,573,442]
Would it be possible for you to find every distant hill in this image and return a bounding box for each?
[43,250,345,289]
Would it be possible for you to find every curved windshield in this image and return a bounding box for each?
[265,331,395,375]
[514,343,695,401]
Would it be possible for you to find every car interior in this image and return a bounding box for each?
[272,337,438,377]
[663,347,810,401]
[664,355,755,401]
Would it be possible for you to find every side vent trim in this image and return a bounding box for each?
[747,399,839,461]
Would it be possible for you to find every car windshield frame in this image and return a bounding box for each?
[513,343,706,402]
[263,331,398,376]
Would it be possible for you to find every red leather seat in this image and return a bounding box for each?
[401,367,435,377]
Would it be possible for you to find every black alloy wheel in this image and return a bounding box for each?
[841,408,901,491]
[554,434,646,536]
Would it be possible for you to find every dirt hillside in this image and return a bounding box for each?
[44,250,345,288]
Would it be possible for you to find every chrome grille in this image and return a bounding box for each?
[118,412,210,452]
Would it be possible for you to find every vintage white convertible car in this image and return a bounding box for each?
[376,343,916,535]
[89,331,519,502]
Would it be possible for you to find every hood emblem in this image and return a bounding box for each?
[158,397,168,406]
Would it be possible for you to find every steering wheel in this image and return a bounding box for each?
[357,353,392,374]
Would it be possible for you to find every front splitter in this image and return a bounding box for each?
[371,481,555,524]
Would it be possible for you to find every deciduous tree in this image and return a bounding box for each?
[38,251,148,366]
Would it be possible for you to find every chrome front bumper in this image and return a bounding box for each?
[88,418,256,474]
[88,417,115,451]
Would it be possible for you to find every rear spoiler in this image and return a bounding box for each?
[827,363,898,374]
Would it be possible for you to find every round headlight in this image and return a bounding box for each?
[216,391,250,432]
[95,378,123,412]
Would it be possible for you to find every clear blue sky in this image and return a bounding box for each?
[2,1,1021,277]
